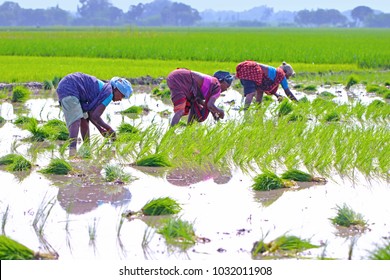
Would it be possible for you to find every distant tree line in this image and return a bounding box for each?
[0,0,389,27]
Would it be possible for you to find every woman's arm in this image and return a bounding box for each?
[207,95,224,119]
[89,104,116,138]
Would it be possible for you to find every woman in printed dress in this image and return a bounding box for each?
[235,61,298,109]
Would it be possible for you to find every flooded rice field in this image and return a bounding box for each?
[0,83,389,261]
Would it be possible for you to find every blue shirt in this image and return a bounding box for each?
[268,66,289,90]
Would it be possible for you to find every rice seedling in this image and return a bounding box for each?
[369,240,390,260]
[32,195,56,236]
[346,75,359,89]
[303,85,317,92]
[121,105,143,115]
[103,164,132,183]
[252,172,284,191]
[88,218,98,244]
[11,85,30,102]
[43,80,53,90]
[330,203,368,228]
[324,111,340,122]
[41,119,69,141]
[142,197,182,216]
[157,217,196,248]
[277,99,294,117]
[281,169,327,183]
[25,118,48,142]
[251,234,321,258]
[117,122,139,134]
[1,206,9,235]
[135,153,171,167]
[0,235,57,260]
[13,115,36,128]
[39,158,73,175]
[318,91,336,99]
[0,153,32,172]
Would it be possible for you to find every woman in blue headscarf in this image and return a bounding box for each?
[167,68,233,126]
[56,72,133,154]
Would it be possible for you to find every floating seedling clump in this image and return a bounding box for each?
[40,158,72,175]
[0,154,32,171]
[118,123,139,134]
[103,164,132,183]
[41,119,69,141]
[251,235,320,259]
[135,153,171,167]
[142,197,182,216]
[330,203,368,228]
[0,235,57,260]
[369,240,390,260]
[281,169,327,183]
[277,99,294,117]
[252,172,284,191]
[157,217,196,248]
[11,86,30,102]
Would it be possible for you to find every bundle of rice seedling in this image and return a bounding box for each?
[121,105,143,115]
[369,240,390,260]
[41,119,69,140]
[281,169,327,183]
[278,99,294,117]
[252,235,320,257]
[142,197,182,216]
[252,172,284,191]
[40,158,72,175]
[135,154,171,167]
[0,154,32,171]
[11,86,30,102]
[103,164,131,183]
[117,123,139,134]
[330,203,367,228]
[157,217,196,247]
[0,235,57,260]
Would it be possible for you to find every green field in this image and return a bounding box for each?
[0,27,389,84]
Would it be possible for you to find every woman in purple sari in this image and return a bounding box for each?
[56,72,133,154]
[167,68,233,126]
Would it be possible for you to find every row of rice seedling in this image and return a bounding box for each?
[1,28,389,68]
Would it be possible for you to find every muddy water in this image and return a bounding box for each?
[0,85,389,260]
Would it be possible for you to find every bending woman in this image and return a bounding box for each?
[167,68,233,126]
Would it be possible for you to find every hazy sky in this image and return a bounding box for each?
[2,0,389,13]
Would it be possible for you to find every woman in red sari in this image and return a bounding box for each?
[167,68,233,126]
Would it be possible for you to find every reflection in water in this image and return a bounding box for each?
[57,183,131,215]
[166,165,232,186]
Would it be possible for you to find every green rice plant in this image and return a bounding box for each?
[318,91,336,99]
[32,195,56,236]
[346,75,359,89]
[0,153,32,171]
[103,164,131,183]
[252,172,284,191]
[88,218,98,244]
[0,235,57,260]
[25,118,48,141]
[157,217,196,248]
[330,204,367,228]
[43,80,53,90]
[303,85,317,92]
[135,153,171,167]
[1,206,9,235]
[52,76,62,88]
[287,113,305,122]
[277,99,294,117]
[369,240,390,260]
[117,123,139,134]
[142,197,182,216]
[41,119,69,140]
[13,116,36,128]
[324,111,340,122]
[40,158,72,175]
[281,169,326,183]
[121,105,143,115]
[252,235,320,258]
[11,85,30,102]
